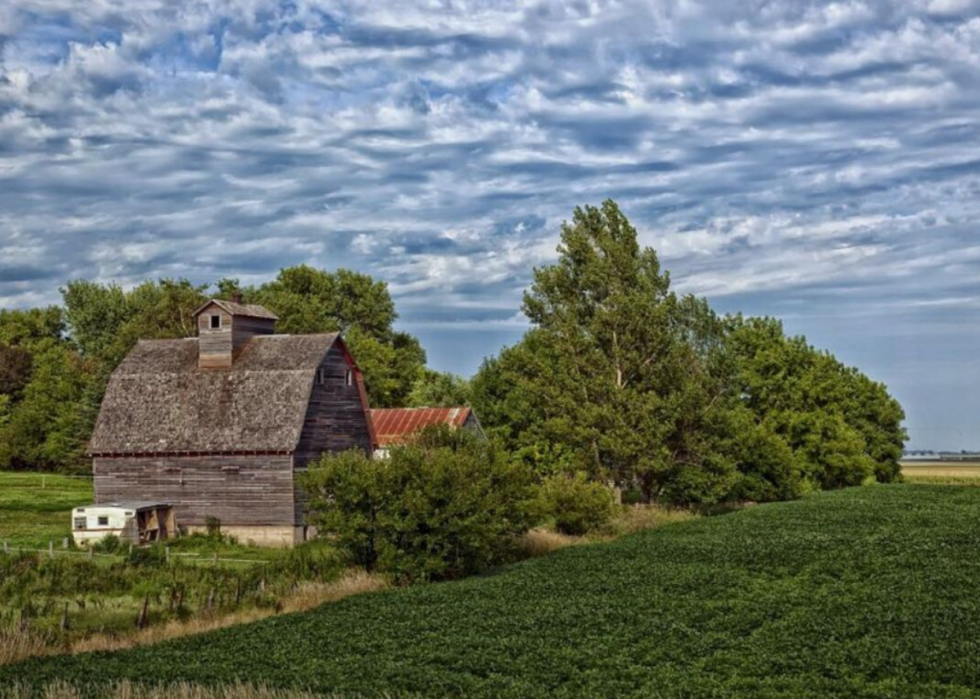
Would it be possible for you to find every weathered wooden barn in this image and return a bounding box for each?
[88,298,376,546]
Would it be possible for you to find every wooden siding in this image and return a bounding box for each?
[94,454,295,528]
[293,344,373,525]
[198,309,233,369]
[232,315,275,354]
[197,307,275,369]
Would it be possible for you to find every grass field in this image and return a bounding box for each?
[0,472,92,549]
[901,461,980,485]
[6,485,980,698]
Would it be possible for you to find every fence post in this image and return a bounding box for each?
[62,537,69,549]
[165,547,171,564]
[48,541,54,558]
[2,541,7,555]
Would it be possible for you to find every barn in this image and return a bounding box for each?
[369,407,483,458]
[87,298,376,547]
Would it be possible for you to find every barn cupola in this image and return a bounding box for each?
[193,295,278,370]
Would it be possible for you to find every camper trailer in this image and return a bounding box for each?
[71,502,176,547]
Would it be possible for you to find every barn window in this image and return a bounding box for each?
[74,517,86,530]
[315,368,327,385]
[98,516,109,526]
[345,369,354,387]
[210,315,221,329]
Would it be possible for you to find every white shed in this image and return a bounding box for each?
[71,502,176,547]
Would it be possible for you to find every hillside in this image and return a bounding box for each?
[6,486,980,698]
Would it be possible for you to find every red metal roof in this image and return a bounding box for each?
[369,407,471,447]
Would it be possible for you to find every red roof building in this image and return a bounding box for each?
[369,407,482,449]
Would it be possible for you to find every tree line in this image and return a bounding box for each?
[0,200,906,504]
[0,267,440,472]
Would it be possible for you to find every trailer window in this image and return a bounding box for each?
[74,517,86,530]
[98,516,109,526]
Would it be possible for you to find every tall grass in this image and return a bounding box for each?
[0,570,387,667]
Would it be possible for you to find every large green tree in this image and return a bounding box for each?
[726,316,905,488]
[475,201,748,503]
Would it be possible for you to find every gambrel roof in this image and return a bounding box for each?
[89,333,342,456]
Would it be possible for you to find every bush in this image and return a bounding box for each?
[299,426,536,583]
[204,516,221,539]
[536,472,616,536]
[93,534,121,554]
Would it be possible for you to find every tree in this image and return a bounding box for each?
[0,345,32,397]
[726,315,905,489]
[407,369,471,407]
[62,278,209,366]
[492,200,743,502]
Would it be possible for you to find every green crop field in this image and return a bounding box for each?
[0,472,92,549]
[6,485,980,698]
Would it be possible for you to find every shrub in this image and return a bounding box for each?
[536,472,616,536]
[205,516,221,539]
[300,427,536,583]
[93,534,120,554]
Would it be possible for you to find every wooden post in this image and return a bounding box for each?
[88,547,94,560]
[165,547,171,564]
[48,541,54,558]
[212,552,218,565]
[62,537,69,549]
[2,541,8,555]
[136,596,149,629]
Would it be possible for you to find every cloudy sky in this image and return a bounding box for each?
[1,1,979,449]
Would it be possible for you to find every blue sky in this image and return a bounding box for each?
[1,1,979,450]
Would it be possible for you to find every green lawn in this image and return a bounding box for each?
[0,472,92,548]
[7,485,980,698]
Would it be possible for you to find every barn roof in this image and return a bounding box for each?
[193,299,279,320]
[88,334,341,456]
[369,407,472,447]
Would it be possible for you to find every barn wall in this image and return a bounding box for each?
[93,454,295,532]
[293,344,374,525]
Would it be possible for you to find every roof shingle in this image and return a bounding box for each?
[88,334,339,456]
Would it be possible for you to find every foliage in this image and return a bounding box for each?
[535,472,616,536]
[406,369,471,407]
[0,345,32,397]
[204,517,222,539]
[726,315,906,489]
[93,534,121,555]
[227,266,427,407]
[11,487,980,698]
[300,427,536,582]
[473,200,906,504]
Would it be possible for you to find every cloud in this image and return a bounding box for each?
[1,0,979,445]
